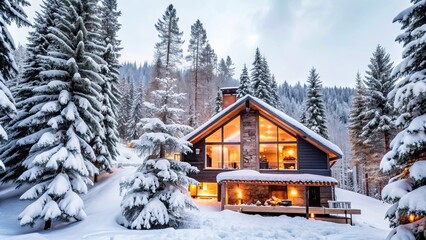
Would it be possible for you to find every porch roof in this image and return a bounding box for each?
[217,170,338,186]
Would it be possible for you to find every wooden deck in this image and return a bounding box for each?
[224,205,361,224]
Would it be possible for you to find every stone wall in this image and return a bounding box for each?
[241,110,259,170]
[227,183,269,205]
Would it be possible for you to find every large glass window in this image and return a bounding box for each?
[259,116,298,170]
[205,116,240,169]
[224,117,240,142]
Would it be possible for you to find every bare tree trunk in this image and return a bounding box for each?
[44,219,51,230]
[384,131,391,153]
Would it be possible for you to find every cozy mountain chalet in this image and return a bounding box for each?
[182,88,360,221]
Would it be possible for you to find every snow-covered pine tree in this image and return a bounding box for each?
[215,90,222,113]
[154,4,184,75]
[225,56,235,80]
[300,111,307,125]
[362,45,396,153]
[92,0,123,180]
[16,0,105,230]
[303,67,328,139]
[380,1,426,239]
[0,0,30,171]
[237,64,251,98]
[271,74,280,108]
[251,48,272,105]
[118,76,134,141]
[349,72,371,194]
[120,77,198,229]
[127,84,144,140]
[0,0,58,182]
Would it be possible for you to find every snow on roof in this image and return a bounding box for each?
[219,86,239,90]
[184,96,247,141]
[249,96,343,157]
[216,170,338,185]
[184,95,343,158]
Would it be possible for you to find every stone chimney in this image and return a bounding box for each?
[220,87,238,110]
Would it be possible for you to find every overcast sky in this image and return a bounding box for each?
[9,0,410,87]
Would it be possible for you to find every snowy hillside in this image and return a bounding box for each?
[0,145,391,240]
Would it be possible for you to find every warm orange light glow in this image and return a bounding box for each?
[237,188,243,199]
[288,149,295,156]
[290,189,298,196]
[310,213,315,218]
[202,185,207,191]
[408,214,416,223]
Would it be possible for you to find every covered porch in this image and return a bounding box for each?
[217,170,361,224]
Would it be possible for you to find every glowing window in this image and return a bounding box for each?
[259,116,277,142]
[259,116,298,170]
[224,117,240,142]
[206,128,222,143]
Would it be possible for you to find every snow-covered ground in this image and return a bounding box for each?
[0,145,391,240]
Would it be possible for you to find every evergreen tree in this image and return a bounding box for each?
[348,72,372,195]
[349,73,370,164]
[251,48,272,105]
[127,85,144,140]
[118,76,134,140]
[0,0,30,170]
[362,45,396,152]
[95,0,122,177]
[380,1,426,239]
[218,58,227,83]
[271,74,280,108]
[120,77,198,229]
[154,4,184,75]
[16,0,105,229]
[237,64,251,98]
[0,0,57,182]
[303,68,328,138]
[215,90,222,113]
[225,56,235,80]
[300,111,307,125]
[187,19,207,121]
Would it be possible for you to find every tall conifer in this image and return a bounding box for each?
[380,1,426,239]
[303,68,328,138]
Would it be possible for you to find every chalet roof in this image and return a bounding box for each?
[184,95,343,160]
[217,170,338,186]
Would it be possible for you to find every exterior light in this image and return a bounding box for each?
[408,213,416,223]
[237,187,243,204]
[290,189,297,196]
[310,213,315,218]
[195,148,200,155]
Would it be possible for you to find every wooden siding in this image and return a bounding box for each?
[297,137,329,172]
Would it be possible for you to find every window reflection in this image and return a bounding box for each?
[224,117,240,142]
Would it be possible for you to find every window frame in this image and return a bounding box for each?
[258,115,298,170]
[205,115,241,169]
